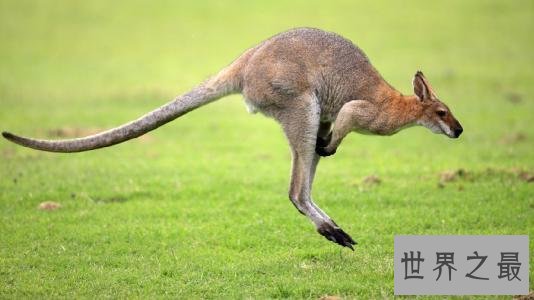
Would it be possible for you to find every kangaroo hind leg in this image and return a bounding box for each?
[278,96,356,249]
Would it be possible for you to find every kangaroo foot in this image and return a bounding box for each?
[317,222,357,250]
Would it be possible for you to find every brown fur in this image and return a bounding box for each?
[2,28,463,249]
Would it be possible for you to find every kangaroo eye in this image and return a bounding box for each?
[436,110,446,117]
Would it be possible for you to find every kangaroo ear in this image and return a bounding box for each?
[413,71,436,101]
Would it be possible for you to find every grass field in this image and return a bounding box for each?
[0,0,532,298]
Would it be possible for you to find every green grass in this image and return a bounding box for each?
[0,0,532,298]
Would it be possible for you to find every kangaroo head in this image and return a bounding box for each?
[412,71,463,138]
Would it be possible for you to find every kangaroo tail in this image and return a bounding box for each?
[2,69,239,153]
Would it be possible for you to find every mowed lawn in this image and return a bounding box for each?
[0,0,532,298]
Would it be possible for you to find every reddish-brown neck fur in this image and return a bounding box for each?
[393,94,423,127]
[372,83,423,133]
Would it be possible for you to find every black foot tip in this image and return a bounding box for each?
[317,223,357,250]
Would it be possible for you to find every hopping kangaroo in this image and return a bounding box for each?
[3,28,462,250]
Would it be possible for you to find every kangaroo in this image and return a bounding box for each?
[2,28,462,250]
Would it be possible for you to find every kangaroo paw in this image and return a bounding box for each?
[316,133,336,157]
[317,222,357,250]
[315,146,336,157]
[316,132,332,148]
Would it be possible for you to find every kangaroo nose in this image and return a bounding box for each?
[454,126,463,138]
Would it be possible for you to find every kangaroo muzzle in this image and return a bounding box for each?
[452,121,463,138]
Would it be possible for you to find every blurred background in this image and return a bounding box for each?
[0,0,532,297]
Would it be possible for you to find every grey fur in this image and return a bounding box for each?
[2,79,234,152]
[3,28,463,249]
